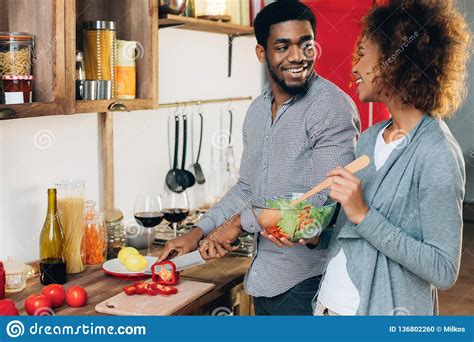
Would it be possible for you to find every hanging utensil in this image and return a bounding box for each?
[181,114,196,189]
[165,115,184,193]
[193,112,206,184]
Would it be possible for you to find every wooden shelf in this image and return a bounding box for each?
[75,98,154,114]
[159,14,254,36]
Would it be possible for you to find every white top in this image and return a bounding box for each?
[317,123,405,315]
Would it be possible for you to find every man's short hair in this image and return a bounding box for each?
[254,0,317,48]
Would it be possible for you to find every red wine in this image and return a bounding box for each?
[162,208,190,223]
[134,212,164,227]
[40,258,66,285]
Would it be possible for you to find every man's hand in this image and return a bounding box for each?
[199,215,242,260]
[158,227,204,261]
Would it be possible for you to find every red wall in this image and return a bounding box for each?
[303,0,390,130]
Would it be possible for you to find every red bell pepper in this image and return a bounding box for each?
[151,261,180,285]
[133,281,149,295]
[123,286,136,296]
[155,284,178,296]
[0,299,19,316]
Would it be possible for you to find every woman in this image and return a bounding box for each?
[311,0,472,315]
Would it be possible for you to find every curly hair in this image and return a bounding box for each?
[355,0,472,118]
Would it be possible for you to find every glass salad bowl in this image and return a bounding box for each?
[251,195,337,242]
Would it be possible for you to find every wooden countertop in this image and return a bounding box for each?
[7,246,252,316]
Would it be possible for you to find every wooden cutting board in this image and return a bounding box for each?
[95,280,215,316]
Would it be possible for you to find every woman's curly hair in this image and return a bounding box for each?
[355,0,472,118]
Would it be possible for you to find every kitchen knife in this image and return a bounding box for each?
[169,250,206,272]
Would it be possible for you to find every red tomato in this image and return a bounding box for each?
[66,286,88,308]
[0,299,19,316]
[24,295,53,316]
[41,284,66,308]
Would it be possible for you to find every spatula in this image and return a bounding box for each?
[257,155,371,229]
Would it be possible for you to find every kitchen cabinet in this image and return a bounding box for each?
[0,0,67,119]
[159,14,254,36]
[0,1,254,120]
[0,0,159,120]
[66,0,159,114]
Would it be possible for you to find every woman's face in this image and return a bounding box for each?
[352,36,383,103]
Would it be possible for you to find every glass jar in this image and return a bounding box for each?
[83,200,107,266]
[75,51,85,80]
[4,257,32,293]
[83,21,116,97]
[1,75,33,104]
[105,209,125,260]
[56,180,86,274]
[0,32,35,76]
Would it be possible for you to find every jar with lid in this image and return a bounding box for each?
[1,75,33,104]
[83,21,116,97]
[0,32,35,76]
[83,200,107,266]
[105,209,125,260]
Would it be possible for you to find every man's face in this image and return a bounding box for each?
[257,20,316,95]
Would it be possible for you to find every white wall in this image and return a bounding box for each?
[0,28,263,262]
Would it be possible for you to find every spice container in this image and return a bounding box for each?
[76,51,85,80]
[105,209,125,260]
[0,32,35,76]
[4,257,32,293]
[56,180,86,274]
[84,200,107,266]
[116,40,137,99]
[1,75,33,104]
[83,21,116,97]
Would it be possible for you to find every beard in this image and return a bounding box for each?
[266,60,314,96]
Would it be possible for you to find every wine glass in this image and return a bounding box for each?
[134,193,163,256]
[162,188,190,238]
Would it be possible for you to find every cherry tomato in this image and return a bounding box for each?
[41,284,66,308]
[66,286,88,307]
[24,295,53,316]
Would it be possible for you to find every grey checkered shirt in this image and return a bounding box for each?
[196,74,360,297]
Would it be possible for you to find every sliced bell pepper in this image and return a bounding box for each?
[154,284,178,296]
[151,260,180,285]
[123,285,136,296]
[133,281,149,295]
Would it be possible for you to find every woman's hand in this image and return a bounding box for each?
[260,230,320,247]
[328,167,369,225]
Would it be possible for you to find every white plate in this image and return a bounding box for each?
[102,256,157,277]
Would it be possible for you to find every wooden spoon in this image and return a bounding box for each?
[257,155,371,229]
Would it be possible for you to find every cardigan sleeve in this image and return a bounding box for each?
[354,149,465,290]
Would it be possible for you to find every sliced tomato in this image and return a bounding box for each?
[123,286,136,296]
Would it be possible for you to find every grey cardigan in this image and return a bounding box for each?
[315,115,465,315]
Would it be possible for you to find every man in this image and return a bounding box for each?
[159,0,360,315]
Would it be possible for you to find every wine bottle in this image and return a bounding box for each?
[39,188,67,285]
